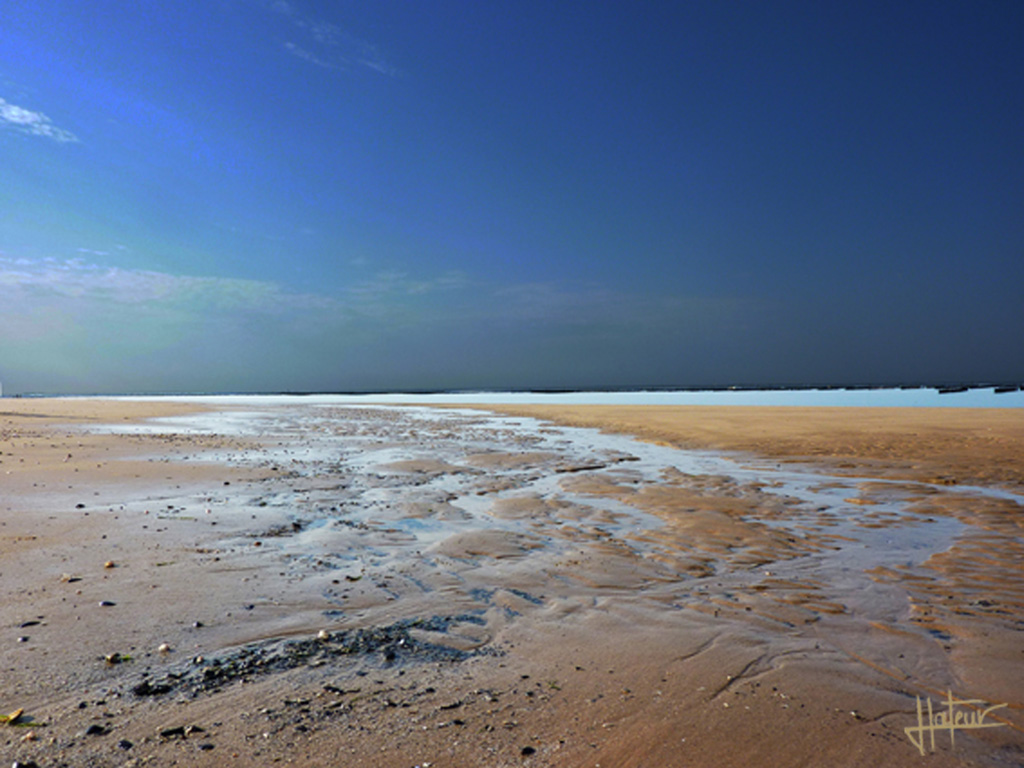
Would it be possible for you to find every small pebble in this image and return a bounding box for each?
[158,643,172,653]
[98,600,116,607]
[104,560,117,569]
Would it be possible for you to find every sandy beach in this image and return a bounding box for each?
[2,398,1022,767]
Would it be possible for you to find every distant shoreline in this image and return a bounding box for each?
[6,384,1023,408]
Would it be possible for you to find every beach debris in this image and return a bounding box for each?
[12,761,40,768]
[98,600,116,607]
[317,629,330,641]
[104,560,117,568]
[104,652,131,664]
[20,730,37,742]
[159,724,205,739]
[4,708,24,725]
[158,643,172,653]
[17,636,28,643]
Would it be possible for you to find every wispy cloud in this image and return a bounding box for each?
[0,254,757,393]
[0,257,481,331]
[0,256,333,313]
[348,270,470,299]
[283,41,342,71]
[270,2,396,76]
[0,97,78,142]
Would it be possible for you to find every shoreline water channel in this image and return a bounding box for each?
[85,404,1012,670]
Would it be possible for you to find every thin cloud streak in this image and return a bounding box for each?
[0,97,78,142]
[283,42,343,71]
[269,1,396,76]
[0,256,333,313]
[0,258,475,323]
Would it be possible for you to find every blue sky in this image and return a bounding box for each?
[1,1,1022,394]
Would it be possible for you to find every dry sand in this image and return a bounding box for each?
[1,399,1022,767]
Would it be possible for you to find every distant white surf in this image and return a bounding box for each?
[112,387,1024,408]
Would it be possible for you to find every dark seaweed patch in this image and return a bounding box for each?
[128,615,489,699]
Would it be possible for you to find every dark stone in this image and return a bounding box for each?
[133,679,173,696]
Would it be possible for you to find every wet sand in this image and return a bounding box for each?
[1,399,1022,767]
